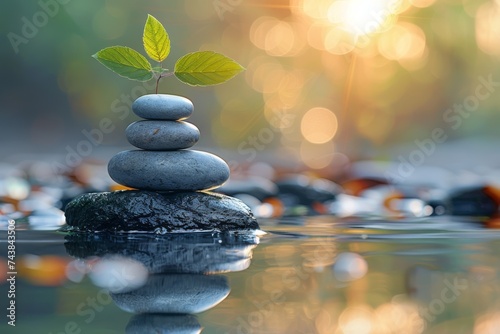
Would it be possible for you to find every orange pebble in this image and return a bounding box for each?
[263,197,284,217]
[485,215,500,229]
[341,178,387,196]
[18,255,69,286]
[110,184,135,191]
[312,201,328,214]
[383,191,404,212]
[484,186,500,205]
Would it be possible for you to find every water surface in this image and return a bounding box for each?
[1,216,500,334]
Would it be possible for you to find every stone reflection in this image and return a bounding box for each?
[125,314,201,334]
[112,274,230,314]
[64,231,259,333]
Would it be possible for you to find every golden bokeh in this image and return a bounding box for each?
[338,305,374,334]
[377,22,427,61]
[410,0,436,8]
[10,0,500,168]
[476,1,500,56]
[301,107,339,144]
[474,311,500,334]
[250,17,307,57]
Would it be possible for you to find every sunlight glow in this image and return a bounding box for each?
[339,306,374,334]
[327,0,395,36]
[294,0,408,53]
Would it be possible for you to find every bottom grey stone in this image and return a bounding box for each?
[64,190,259,232]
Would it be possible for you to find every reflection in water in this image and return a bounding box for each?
[15,217,500,333]
[65,232,258,273]
[125,314,201,334]
[332,252,368,282]
[87,256,149,293]
[64,231,259,333]
[111,274,230,314]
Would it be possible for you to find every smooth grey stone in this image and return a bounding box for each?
[126,120,199,150]
[132,94,193,120]
[108,150,230,191]
[126,314,201,334]
[64,190,259,232]
[111,274,230,314]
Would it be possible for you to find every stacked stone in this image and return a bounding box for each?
[108,94,230,192]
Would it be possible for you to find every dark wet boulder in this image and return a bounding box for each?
[64,190,259,233]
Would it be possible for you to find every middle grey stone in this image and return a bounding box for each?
[126,120,200,150]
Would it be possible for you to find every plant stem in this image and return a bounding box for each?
[155,72,175,94]
[155,63,162,94]
[155,75,161,94]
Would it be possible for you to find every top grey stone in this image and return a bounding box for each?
[132,94,193,120]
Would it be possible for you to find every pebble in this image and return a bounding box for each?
[0,215,11,226]
[341,177,388,196]
[126,120,199,150]
[63,93,256,230]
[108,150,230,191]
[276,175,342,207]
[448,185,499,217]
[217,176,278,201]
[28,208,66,229]
[132,94,193,120]
[0,177,30,200]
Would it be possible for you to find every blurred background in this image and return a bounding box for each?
[1,0,500,171]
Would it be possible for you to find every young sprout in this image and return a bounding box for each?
[92,14,244,94]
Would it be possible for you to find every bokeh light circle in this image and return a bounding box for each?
[301,107,339,144]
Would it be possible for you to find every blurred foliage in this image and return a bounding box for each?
[1,0,500,166]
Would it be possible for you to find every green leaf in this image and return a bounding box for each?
[143,14,170,62]
[174,51,245,86]
[92,46,153,81]
[152,66,169,74]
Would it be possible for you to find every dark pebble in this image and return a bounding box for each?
[277,175,342,206]
[216,176,278,201]
[448,185,499,216]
